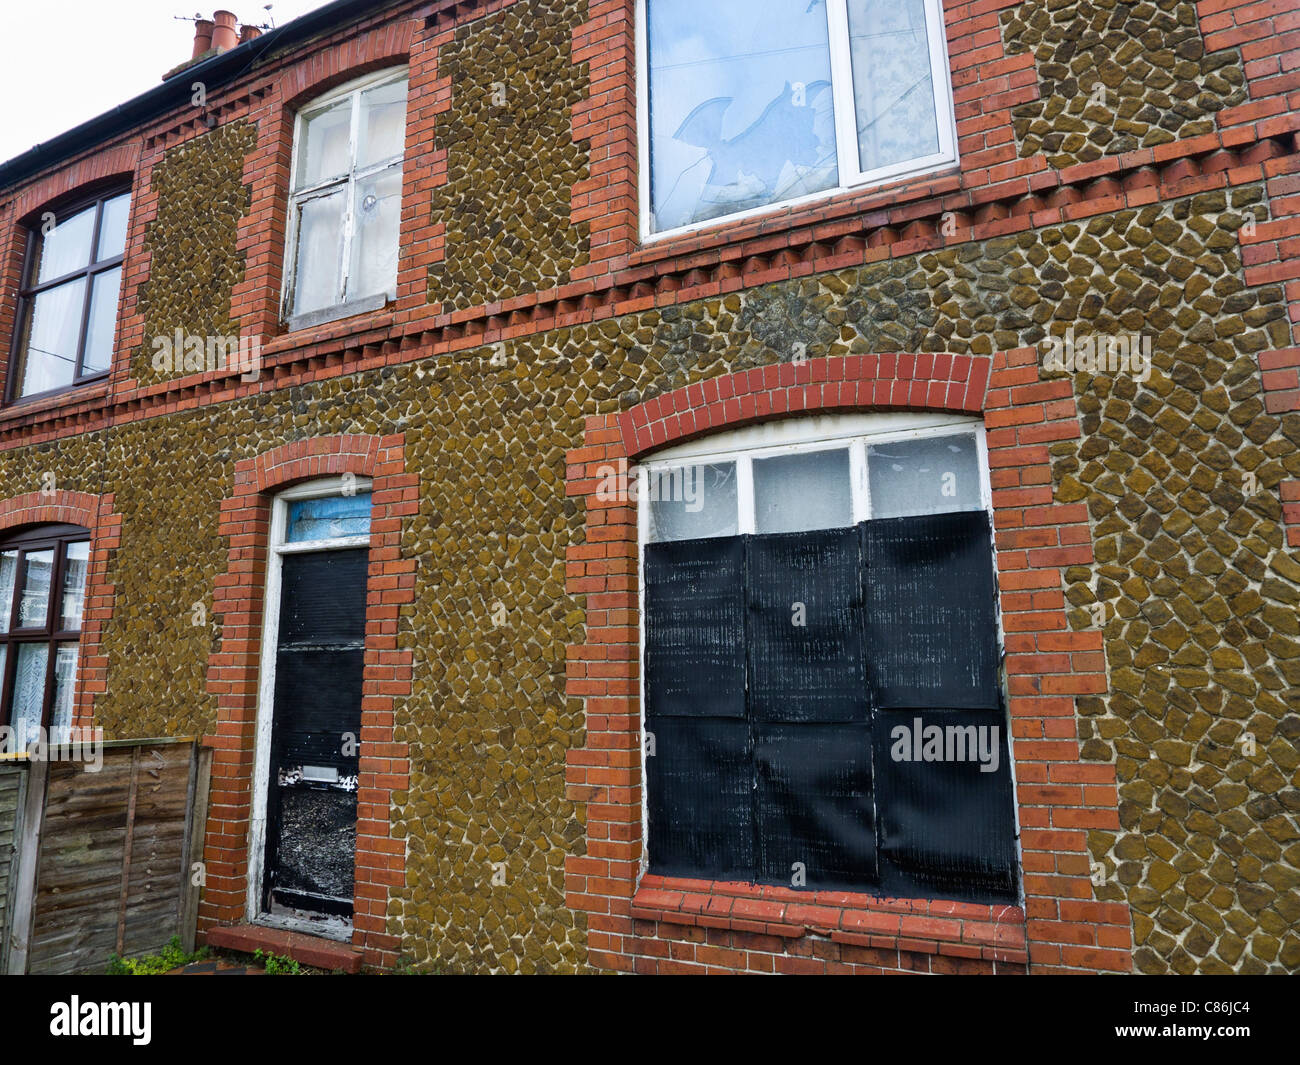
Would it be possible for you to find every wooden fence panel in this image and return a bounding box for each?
[21,740,198,974]
[0,762,27,972]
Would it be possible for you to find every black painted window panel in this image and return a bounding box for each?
[643,509,1018,903]
[748,528,867,724]
[874,707,1018,903]
[863,512,1001,710]
[754,722,875,888]
[644,535,746,718]
[645,716,754,879]
[271,647,364,771]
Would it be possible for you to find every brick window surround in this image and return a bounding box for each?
[0,489,121,734]
[565,352,1135,974]
[200,434,416,968]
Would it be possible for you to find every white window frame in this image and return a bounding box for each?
[247,475,373,937]
[636,0,959,241]
[280,67,409,325]
[633,412,1014,880]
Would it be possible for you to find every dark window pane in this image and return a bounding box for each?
[646,715,754,880]
[863,511,1001,709]
[748,527,867,723]
[644,535,746,718]
[755,722,875,888]
[277,548,368,645]
[874,707,1018,902]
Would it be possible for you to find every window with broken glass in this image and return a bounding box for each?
[282,68,408,326]
[637,415,1019,903]
[640,0,956,236]
[0,526,90,750]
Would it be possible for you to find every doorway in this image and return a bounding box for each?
[249,478,372,936]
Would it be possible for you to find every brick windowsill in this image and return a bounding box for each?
[631,875,1028,965]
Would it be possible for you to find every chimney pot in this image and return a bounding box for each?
[239,23,263,43]
[211,10,239,52]
[192,18,214,59]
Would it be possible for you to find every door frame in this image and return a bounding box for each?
[246,475,373,930]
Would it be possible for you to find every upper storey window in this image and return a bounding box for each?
[8,190,129,402]
[641,0,956,237]
[282,68,408,328]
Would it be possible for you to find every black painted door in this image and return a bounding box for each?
[263,548,368,917]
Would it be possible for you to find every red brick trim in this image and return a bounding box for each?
[0,489,121,732]
[618,353,990,458]
[565,353,1133,973]
[632,876,1027,968]
[200,433,416,968]
[278,22,416,112]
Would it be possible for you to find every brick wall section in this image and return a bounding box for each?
[0,489,121,732]
[200,433,416,968]
[566,353,1133,973]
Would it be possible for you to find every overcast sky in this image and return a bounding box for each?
[0,1,338,163]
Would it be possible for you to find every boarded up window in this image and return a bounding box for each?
[644,510,1016,903]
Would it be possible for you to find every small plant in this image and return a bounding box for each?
[254,948,302,975]
[106,936,209,975]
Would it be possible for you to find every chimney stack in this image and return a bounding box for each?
[191,17,214,59]
[210,10,239,51]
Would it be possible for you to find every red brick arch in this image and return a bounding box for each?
[0,489,121,733]
[201,433,416,968]
[618,352,992,459]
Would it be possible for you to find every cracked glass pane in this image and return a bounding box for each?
[648,0,838,233]
[648,463,739,542]
[847,0,940,173]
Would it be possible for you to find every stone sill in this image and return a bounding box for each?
[631,875,1028,965]
[205,923,364,973]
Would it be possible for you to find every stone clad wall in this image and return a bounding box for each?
[1001,0,1248,167]
[427,0,591,310]
[132,121,258,384]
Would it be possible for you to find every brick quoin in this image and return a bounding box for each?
[199,434,416,969]
[0,489,122,733]
[565,353,1133,974]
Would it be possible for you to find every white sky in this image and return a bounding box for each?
[0,1,339,163]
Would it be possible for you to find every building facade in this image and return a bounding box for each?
[0,0,1296,974]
